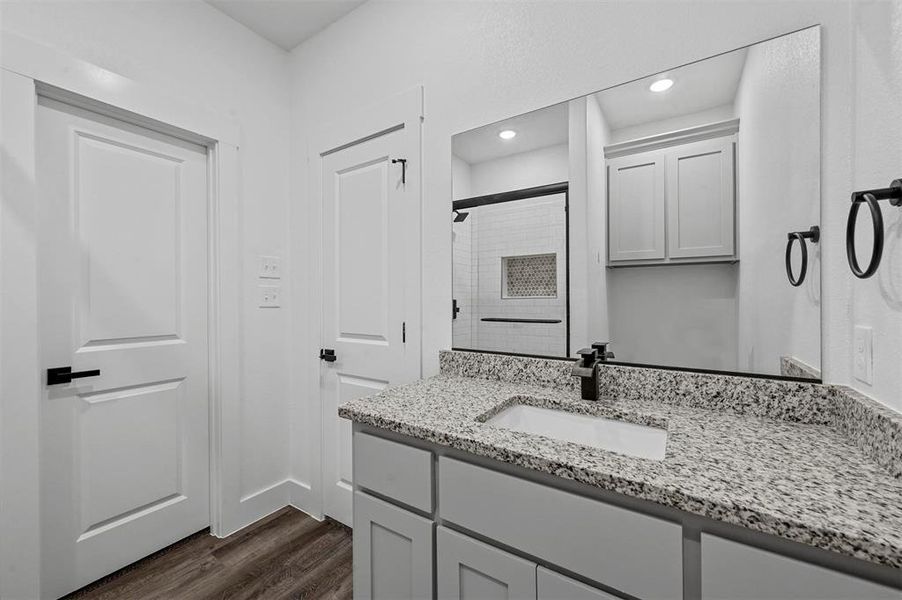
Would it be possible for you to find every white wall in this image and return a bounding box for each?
[468,143,569,196]
[0,0,294,532]
[735,27,821,376]
[585,94,611,345]
[608,264,740,370]
[279,0,900,511]
[452,154,472,200]
[849,1,902,406]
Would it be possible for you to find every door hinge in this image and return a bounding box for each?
[402,321,406,343]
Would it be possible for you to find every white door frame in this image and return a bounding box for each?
[302,86,423,520]
[0,32,243,598]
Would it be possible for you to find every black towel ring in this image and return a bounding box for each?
[785,226,820,287]
[846,179,902,279]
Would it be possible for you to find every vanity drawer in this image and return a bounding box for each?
[438,457,682,600]
[354,431,433,513]
[700,534,900,599]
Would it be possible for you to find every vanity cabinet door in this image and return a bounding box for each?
[537,567,620,600]
[701,534,900,600]
[437,526,536,600]
[665,137,735,259]
[353,491,434,600]
[607,152,666,262]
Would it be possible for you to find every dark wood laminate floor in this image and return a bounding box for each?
[64,507,352,600]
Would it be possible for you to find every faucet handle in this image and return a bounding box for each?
[577,348,598,367]
[592,341,614,360]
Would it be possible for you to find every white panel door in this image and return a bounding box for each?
[321,125,420,526]
[666,137,735,259]
[607,153,666,261]
[37,97,209,598]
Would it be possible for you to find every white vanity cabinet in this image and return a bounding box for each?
[352,491,433,600]
[606,121,738,266]
[437,527,537,600]
[700,534,901,600]
[351,427,901,600]
[537,567,620,600]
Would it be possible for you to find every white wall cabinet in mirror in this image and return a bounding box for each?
[666,136,735,260]
[450,26,820,381]
[607,153,666,262]
[605,123,738,265]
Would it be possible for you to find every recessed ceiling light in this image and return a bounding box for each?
[498,129,517,140]
[649,78,674,93]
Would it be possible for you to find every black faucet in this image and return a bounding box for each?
[571,342,614,401]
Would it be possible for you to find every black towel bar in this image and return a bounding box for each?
[480,318,562,324]
[785,226,819,287]
[846,179,901,279]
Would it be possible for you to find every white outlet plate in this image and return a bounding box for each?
[258,284,281,308]
[853,325,873,384]
[258,255,281,279]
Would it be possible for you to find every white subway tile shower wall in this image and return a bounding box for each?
[471,196,567,356]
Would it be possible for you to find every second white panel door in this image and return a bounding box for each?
[320,125,420,526]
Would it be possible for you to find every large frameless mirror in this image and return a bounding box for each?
[451,26,821,381]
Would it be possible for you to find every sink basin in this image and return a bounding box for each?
[486,404,667,460]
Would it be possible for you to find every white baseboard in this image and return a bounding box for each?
[219,478,325,537]
[288,478,325,521]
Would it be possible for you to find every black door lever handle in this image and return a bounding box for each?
[47,366,101,386]
[319,348,337,362]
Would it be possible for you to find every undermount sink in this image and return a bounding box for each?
[486,404,667,460]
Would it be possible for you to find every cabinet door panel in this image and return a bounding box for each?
[437,527,536,600]
[701,534,900,600]
[608,153,666,261]
[537,567,620,600]
[666,137,735,258]
[353,491,434,600]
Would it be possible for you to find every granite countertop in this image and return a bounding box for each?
[339,371,902,569]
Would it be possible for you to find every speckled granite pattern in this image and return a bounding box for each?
[439,351,577,390]
[340,352,902,569]
[780,355,822,380]
[441,350,835,424]
[440,351,901,477]
[832,386,902,478]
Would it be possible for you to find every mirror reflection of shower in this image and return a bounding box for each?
[452,108,570,357]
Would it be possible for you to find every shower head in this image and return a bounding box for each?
[453,209,469,223]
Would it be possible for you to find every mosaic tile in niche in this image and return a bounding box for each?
[503,253,557,298]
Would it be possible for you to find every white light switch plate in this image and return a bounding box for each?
[258,285,281,308]
[853,325,873,384]
[258,255,281,279]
